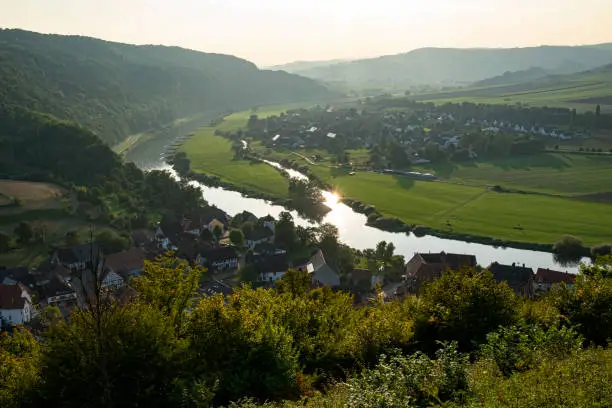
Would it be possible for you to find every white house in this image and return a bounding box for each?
[0,284,34,326]
[197,247,239,271]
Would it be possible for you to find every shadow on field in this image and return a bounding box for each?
[393,175,415,190]
[428,161,458,178]
[487,154,571,171]
[330,167,352,178]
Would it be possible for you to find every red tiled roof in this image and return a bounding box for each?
[0,284,26,309]
[535,268,576,284]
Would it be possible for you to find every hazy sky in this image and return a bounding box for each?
[1,0,611,66]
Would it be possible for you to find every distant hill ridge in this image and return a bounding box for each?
[0,29,330,145]
[280,44,612,89]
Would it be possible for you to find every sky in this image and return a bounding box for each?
[1,0,611,66]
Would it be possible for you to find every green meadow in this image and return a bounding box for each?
[311,167,612,246]
[416,153,612,195]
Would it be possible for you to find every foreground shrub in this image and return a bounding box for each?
[344,343,468,407]
[480,324,582,376]
[0,329,40,408]
[548,257,612,345]
[415,269,519,351]
[468,348,612,408]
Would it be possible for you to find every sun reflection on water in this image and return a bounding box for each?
[322,191,341,208]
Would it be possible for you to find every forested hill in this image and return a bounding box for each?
[0,29,330,145]
[283,44,612,89]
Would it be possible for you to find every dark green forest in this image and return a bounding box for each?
[0,29,330,145]
[0,104,210,230]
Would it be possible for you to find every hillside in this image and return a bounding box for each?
[474,67,552,87]
[410,63,612,112]
[0,29,331,145]
[285,44,612,89]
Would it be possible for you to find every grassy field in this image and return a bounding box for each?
[311,167,612,246]
[180,106,308,198]
[415,153,612,195]
[412,69,612,113]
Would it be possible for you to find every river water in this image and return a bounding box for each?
[127,138,586,273]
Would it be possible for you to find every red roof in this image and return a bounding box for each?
[0,284,26,309]
[535,268,576,284]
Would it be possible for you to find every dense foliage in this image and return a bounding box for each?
[0,29,330,145]
[0,105,209,231]
[0,256,610,407]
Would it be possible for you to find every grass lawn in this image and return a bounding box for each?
[312,167,612,246]
[181,110,294,198]
[415,153,612,195]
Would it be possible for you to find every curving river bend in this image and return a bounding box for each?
[126,132,587,273]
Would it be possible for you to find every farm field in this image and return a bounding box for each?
[416,153,612,195]
[411,68,612,113]
[311,167,612,246]
[0,180,112,267]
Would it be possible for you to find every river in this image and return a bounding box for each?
[126,134,587,273]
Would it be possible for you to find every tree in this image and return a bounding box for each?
[275,269,311,298]
[241,221,255,240]
[415,268,519,351]
[200,228,214,242]
[229,230,244,247]
[95,229,129,254]
[64,230,80,246]
[549,256,612,345]
[38,303,186,408]
[213,225,223,242]
[592,243,612,258]
[132,255,202,331]
[0,328,41,408]
[13,222,33,245]
[317,223,340,262]
[0,232,10,253]
[553,235,586,260]
[238,264,258,284]
[274,212,297,250]
[595,104,601,116]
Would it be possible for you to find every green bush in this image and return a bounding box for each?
[468,348,612,408]
[344,343,468,407]
[480,324,582,376]
[415,269,519,351]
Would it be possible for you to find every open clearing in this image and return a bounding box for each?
[0,180,65,208]
[311,167,612,246]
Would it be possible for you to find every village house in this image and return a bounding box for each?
[40,274,77,308]
[488,262,535,298]
[347,268,384,291]
[404,252,477,291]
[197,246,239,271]
[244,224,275,250]
[534,268,576,293]
[51,243,103,272]
[104,247,147,281]
[0,283,35,327]
[156,216,183,251]
[309,249,340,288]
[253,253,289,283]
